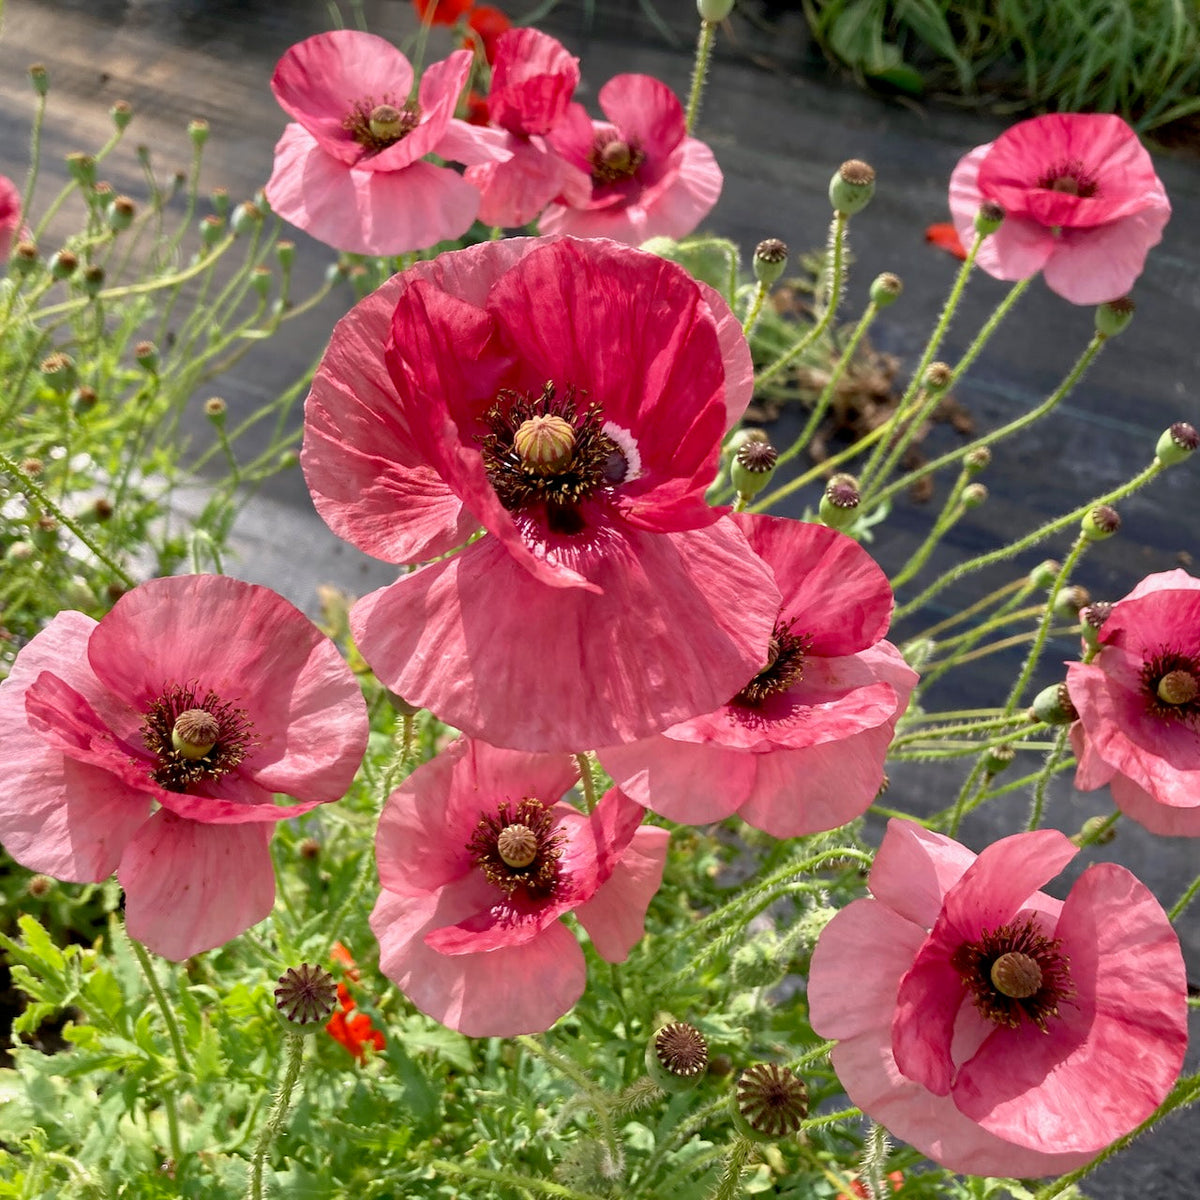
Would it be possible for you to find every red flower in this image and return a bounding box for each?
[0,175,22,263]
[837,1171,904,1199]
[464,89,490,127]
[924,221,967,261]
[464,5,512,64]
[325,943,386,1061]
[413,0,474,25]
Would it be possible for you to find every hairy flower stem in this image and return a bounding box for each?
[575,753,597,812]
[685,20,717,135]
[755,214,847,390]
[922,625,1079,673]
[856,231,984,498]
[130,936,191,1071]
[247,1032,306,1200]
[712,1136,756,1200]
[741,280,769,337]
[894,458,1164,621]
[888,470,972,589]
[20,89,47,223]
[1026,726,1071,830]
[1169,873,1200,922]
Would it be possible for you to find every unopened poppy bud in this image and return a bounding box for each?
[134,340,159,372]
[81,264,105,296]
[829,159,875,216]
[40,352,76,393]
[1053,584,1090,620]
[110,100,132,131]
[199,214,225,247]
[731,438,778,500]
[275,240,295,269]
[645,1022,708,1093]
[964,446,991,475]
[901,636,936,670]
[251,266,272,297]
[232,201,263,236]
[732,935,787,989]
[974,200,1005,235]
[72,385,98,414]
[49,249,78,279]
[514,414,575,475]
[819,472,859,530]
[1095,297,1134,339]
[277,449,299,470]
[210,186,230,217]
[870,271,902,307]
[924,361,953,392]
[12,241,39,275]
[204,396,227,422]
[27,874,53,898]
[66,152,96,188]
[274,963,338,1031]
[107,195,136,231]
[961,482,987,508]
[1082,504,1120,541]
[984,742,1015,777]
[1030,682,1078,725]
[29,63,48,96]
[1156,422,1198,467]
[21,457,43,477]
[731,1063,808,1142]
[697,0,735,19]
[1079,601,1112,651]
[1074,814,1118,847]
[753,238,788,286]
[188,118,209,148]
[1029,559,1060,589]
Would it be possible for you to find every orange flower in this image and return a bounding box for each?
[325,943,386,1061]
[413,0,474,25]
[464,5,512,63]
[837,1170,904,1199]
[924,221,967,261]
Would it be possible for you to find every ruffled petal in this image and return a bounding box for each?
[597,75,685,163]
[1042,207,1170,305]
[574,823,669,961]
[119,812,274,960]
[867,818,977,930]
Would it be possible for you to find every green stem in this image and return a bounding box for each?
[247,1032,306,1200]
[741,281,768,337]
[1169,873,1200,922]
[684,20,717,135]
[1026,726,1071,831]
[888,471,970,590]
[755,213,847,390]
[0,449,134,587]
[130,936,190,1071]
[711,1136,755,1200]
[947,758,989,838]
[575,753,597,813]
[426,1159,603,1199]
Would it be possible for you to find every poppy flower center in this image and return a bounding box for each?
[1141,649,1200,722]
[1037,159,1098,198]
[467,797,567,899]
[140,683,255,791]
[950,915,1074,1030]
[733,619,811,707]
[343,97,421,154]
[590,132,643,184]
[479,381,628,536]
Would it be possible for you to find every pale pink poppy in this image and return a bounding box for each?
[370,737,668,1036]
[463,29,590,228]
[948,113,1170,305]
[598,515,916,837]
[0,575,368,960]
[0,175,21,262]
[809,819,1187,1177]
[265,31,509,255]
[1067,568,1200,836]
[302,235,777,752]
[538,74,722,245]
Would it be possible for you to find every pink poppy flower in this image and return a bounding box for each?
[370,737,669,1036]
[538,75,723,245]
[809,819,1188,1177]
[0,575,368,960]
[948,113,1170,305]
[464,29,591,228]
[0,174,21,262]
[265,31,510,256]
[302,235,779,752]
[1067,568,1200,836]
[598,515,916,837]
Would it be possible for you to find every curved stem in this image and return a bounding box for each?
[684,20,717,135]
[130,936,190,1071]
[1026,726,1071,830]
[740,281,768,337]
[247,1032,306,1200]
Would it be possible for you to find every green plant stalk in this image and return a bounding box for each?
[247,1031,306,1200]
[947,757,990,837]
[888,471,970,590]
[712,1136,755,1200]
[889,713,1032,750]
[894,457,1164,621]
[801,1106,861,1129]
[925,603,1046,652]
[130,935,190,1071]
[741,280,769,337]
[517,1035,620,1162]
[0,449,135,587]
[755,213,847,390]
[856,229,984,497]
[20,88,47,223]
[871,325,1102,511]
[1032,1072,1200,1200]
[426,1159,604,1200]
[1169,873,1200,922]
[31,124,129,242]
[1026,726,1071,830]
[1074,809,1120,847]
[921,625,1079,674]
[575,752,597,812]
[685,19,717,135]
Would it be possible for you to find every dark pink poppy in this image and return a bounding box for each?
[1067,568,1200,835]
[0,576,368,959]
[539,74,722,245]
[0,175,21,262]
[303,235,777,752]
[948,113,1170,305]
[598,515,916,836]
[809,820,1187,1177]
[265,31,509,255]
[370,737,668,1036]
